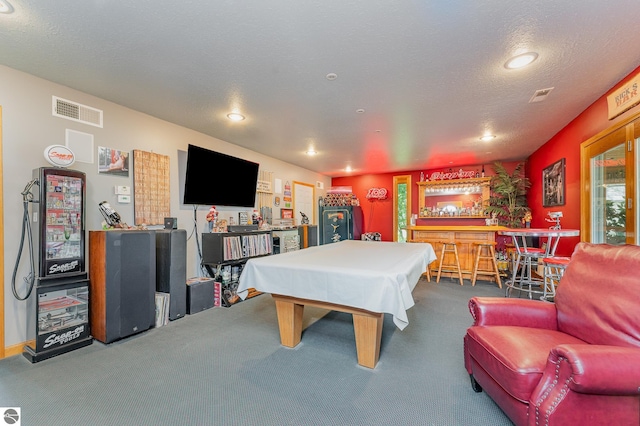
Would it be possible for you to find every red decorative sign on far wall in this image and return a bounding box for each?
[366,187,388,200]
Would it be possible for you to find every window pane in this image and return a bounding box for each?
[591,144,626,244]
[397,183,407,242]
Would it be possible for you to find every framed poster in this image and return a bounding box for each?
[542,158,565,207]
[98,146,129,176]
[280,208,293,219]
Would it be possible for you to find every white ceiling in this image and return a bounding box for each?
[2,1,640,177]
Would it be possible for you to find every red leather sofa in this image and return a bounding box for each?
[464,242,640,425]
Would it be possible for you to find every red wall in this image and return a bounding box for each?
[333,64,640,256]
[332,162,520,241]
[527,64,640,256]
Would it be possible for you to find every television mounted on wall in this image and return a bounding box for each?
[183,144,259,208]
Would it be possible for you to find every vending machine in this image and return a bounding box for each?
[22,167,92,362]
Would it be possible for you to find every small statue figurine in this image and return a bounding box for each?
[300,212,309,225]
[206,206,218,232]
[523,210,532,228]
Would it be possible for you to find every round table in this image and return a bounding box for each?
[499,228,580,298]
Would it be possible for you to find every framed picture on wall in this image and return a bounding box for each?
[280,208,293,219]
[542,158,565,207]
[98,146,129,177]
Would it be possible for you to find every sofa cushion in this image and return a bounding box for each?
[556,243,640,348]
[466,326,586,401]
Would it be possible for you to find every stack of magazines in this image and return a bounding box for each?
[155,292,170,327]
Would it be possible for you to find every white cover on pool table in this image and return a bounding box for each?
[237,240,436,330]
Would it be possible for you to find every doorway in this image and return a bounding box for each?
[581,117,638,244]
[393,175,411,242]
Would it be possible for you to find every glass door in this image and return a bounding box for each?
[393,175,411,242]
[590,144,626,243]
[581,120,637,244]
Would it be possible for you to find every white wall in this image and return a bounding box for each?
[1,65,331,347]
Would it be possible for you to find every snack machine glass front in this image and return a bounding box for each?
[34,168,86,281]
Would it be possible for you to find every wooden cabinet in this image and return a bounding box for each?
[407,226,506,281]
[89,230,156,343]
[417,177,491,219]
[297,225,318,248]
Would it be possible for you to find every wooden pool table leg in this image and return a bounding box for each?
[353,311,384,368]
[272,294,384,368]
[274,298,304,347]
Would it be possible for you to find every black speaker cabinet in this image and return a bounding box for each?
[186,277,214,314]
[155,229,187,320]
[89,230,156,343]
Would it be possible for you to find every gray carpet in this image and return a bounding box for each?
[0,277,513,425]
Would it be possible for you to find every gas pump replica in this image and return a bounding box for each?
[16,145,92,362]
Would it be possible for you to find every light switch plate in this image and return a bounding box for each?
[117,195,131,203]
[115,185,131,195]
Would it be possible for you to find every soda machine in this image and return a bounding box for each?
[18,167,92,362]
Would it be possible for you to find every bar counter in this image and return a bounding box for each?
[406,225,508,281]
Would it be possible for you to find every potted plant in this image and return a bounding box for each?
[485,161,531,228]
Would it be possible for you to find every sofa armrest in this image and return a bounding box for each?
[468,297,558,329]
[545,344,640,395]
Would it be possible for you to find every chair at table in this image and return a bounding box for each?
[470,241,501,288]
[541,256,570,300]
[436,240,464,285]
[508,245,546,298]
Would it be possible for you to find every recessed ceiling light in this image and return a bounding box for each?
[306,149,317,156]
[326,73,338,81]
[0,0,14,13]
[480,134,496,141]
[226,112,245,121]
[504,52,538,69]
[345,165,353,172]
[356,109,365,114]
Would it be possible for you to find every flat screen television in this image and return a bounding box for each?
[183,144,259,207]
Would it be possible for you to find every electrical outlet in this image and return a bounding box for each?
[117,195,131,203]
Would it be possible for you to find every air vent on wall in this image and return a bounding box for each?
[529,87,554,103]
[52,96,103,128]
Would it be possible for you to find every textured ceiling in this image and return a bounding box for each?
[2,1,640,177]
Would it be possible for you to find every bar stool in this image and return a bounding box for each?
[408,239,433,282]
[436,241,464,285]
[509,247,546,298]
[542,256,571,300]
[471,241,502,288]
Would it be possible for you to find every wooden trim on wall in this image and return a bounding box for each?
[0,106,5,358]
[5,340,34,358]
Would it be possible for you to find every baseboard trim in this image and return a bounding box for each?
[3,340,35,359]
